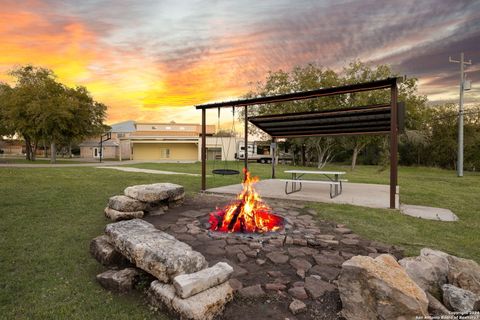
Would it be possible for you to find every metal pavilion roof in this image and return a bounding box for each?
[248,103,404,138]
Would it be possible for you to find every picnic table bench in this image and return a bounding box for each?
[281,170,347,198]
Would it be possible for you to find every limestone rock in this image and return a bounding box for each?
[338,254,429,320]
[149,280,233,320]
[104,207,143,221]
[288,286,308,300]
[105,219,207,282]
[173,262,233,299]
[90,235,129,267]
[124,183,184,202]
[266,252,289,264]
[442,284,479,312]
[447,255,480,295]
[96,267,141,293]
[289,258,312,273]
[304,275,336,299]
[238,284,265,298]
[399,254,447,297]
[108,195,147,212]
[289,299,307,315]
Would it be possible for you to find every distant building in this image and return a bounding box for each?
[0,139,24,155]
[79,120,238,162]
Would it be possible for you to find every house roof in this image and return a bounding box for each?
[109,120,136,133]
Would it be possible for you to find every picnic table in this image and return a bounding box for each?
[281,170,347,198]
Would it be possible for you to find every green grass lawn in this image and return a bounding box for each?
[1,162,479,319]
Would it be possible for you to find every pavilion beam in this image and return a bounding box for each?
[195,78,399,110]
[201,108,206,191]
[244,105,248,179]
[390,81,398,209]
[271,137,276,179]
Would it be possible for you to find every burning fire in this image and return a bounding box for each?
[209,169,284,233]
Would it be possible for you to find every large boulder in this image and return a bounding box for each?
[173,262,233,299]
[399,254,448,297]
[338,254,429,320]
[104,207,144,221]
[447,255,480,296]
[149,280,233,320]
[90,235,129,267]
[442,284,480,312]
[124,183,184,203]
[108,195,147,212]
[105,219,207,282]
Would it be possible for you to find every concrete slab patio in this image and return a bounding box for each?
[207,179,458,221]
[206,179,400,210]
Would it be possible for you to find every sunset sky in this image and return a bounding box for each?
[1,0,479,126]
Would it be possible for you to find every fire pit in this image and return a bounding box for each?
[208,170,284,233]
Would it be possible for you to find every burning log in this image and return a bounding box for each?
[209,170,284,233]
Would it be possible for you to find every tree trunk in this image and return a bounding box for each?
[351,146,359,171]
[50,142,56,164]
[25,137,32,161]
[68,143,72,158]
[43,140,48,158]
[301,144,306,167]
[32,140,38,161]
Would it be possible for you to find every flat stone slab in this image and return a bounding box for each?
[124,183,184,202]
[400,204,458,222]
[173,262,233,298]
[90,235,129,267]
[149,280,233,320]
[108,195,147,212]
[96,267,141,293]
[104,207,144,221]
[105,219,207,282]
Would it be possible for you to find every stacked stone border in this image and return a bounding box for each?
[91,183,234,320]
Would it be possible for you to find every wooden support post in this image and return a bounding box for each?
[390,81,398,209]
[201,108,206,191]
[271,137,276,178]
[244,105,248,179]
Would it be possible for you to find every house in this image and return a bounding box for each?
[79,120,238,162]
[0,139,24,155]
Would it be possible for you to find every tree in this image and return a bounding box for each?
[341,61,428,170]
[243,63,343,168]
[1,65,108,162]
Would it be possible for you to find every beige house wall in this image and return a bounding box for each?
[132,142,198,161]
[80,146,117,159]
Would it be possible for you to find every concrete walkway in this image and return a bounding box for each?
[96,166,204,177]
[400,204,458,222]
[0,160,195,168]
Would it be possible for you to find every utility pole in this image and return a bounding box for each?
[449,52,472,177]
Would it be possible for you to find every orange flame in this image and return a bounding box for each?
[209,169,284,233]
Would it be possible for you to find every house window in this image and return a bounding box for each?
[93,147,104,158]
[160,148,170,158]
[117,133,125,138]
